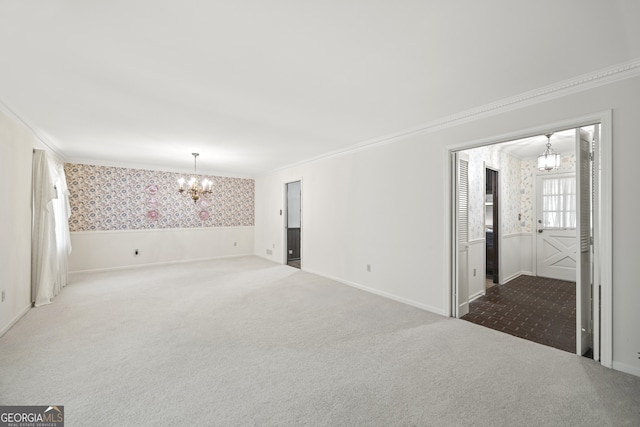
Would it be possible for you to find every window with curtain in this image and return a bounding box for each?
[541,176,576,229]
[32,150,72,307]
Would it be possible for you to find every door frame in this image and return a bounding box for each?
[283,179,303,266]
[445,110,612,368]
[484,164,500,285]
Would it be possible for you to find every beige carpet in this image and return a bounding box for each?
[1,256,639,426]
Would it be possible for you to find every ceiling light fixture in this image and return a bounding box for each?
[537,133,561,171]
[177,153,212,202]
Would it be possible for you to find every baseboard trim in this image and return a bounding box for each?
[469,290,485,302]
[303,267,447,316]
[70,225,254,236]
[502,271,534,284]
[612,361,640,379]
[69,253,254,274]
[0,304,31,338]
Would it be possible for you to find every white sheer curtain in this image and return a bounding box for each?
[51,160,72,297]
[542,176,577,229]
[31,149,72,307]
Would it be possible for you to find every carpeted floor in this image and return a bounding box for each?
[1,256,639,426]
[462,275,576,353]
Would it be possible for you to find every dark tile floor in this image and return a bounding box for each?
[462,275,576,353]
[287,259,301,269]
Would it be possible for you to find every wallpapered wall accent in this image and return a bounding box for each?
[462,148,576,239]
[463,145,522,240]
[519,154,576,232]
[65,163,254,231]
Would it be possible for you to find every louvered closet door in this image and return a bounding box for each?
[456,153,469,317]
[576,128,593,356]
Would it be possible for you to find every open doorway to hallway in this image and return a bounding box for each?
[285,180,301,269]
[453,124,597,356]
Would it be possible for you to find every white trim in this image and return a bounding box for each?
[445,149,455,316]
[68,253,254,274]
[611,361,640,379]
[447,110,613,370]
[469,290,485,302]
[65,157,254,179]
[265,59,640,176]
[599,110,613,368]
[70,225,254,236]
[0,97,66,159]
[502,272,527,284]
[0,304,31,338]
[502,232,530,238]
[304,267,447,317]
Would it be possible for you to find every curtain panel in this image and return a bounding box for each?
[31,150,72,306]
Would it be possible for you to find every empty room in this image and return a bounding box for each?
[1,1,640,425]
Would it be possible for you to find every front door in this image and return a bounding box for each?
[535,173,577,282]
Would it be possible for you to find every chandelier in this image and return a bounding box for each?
[177,153,212,202]
[537,133,561,171]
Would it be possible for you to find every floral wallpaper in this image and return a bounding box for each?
[463,145,521,240]
[519,154,576,232]
[462,148,576,239]
[65,163,254,231]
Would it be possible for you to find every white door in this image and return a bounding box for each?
[576,128,593,355]
[535,173,577,282]
[455,152,469,317]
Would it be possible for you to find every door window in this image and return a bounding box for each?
[541,176,576,229]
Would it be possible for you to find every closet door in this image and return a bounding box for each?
[455,152,469,317]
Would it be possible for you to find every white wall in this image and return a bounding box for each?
[254,74,640,377]
[286,181,301,228]
[69,227,254,272]
[0,110,34,335]
[467,239,485,300]
[501,233,526,283]
[255,143,444,314]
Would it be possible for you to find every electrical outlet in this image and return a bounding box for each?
[234,242,237,246]
[367,264,371,272]
[1,290,5,302]
[266,249,273,255]
[289,250,293,254]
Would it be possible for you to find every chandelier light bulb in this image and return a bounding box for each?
[177,153,214,203]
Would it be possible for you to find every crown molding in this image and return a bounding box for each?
[64,156,255,180]
[0,97,66,160]
[267,58,640,175]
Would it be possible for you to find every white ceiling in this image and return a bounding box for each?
[497,127,589,161]
[1,1,639,176]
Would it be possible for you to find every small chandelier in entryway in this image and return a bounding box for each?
[537,133,561,171]
[177,153,213,202]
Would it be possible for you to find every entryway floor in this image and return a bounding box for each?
[287,259,301,269]
[462,275,576,353]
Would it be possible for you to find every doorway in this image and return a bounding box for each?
[450,118,609,363]
[485,167,499,286]
[285,180,301,269]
